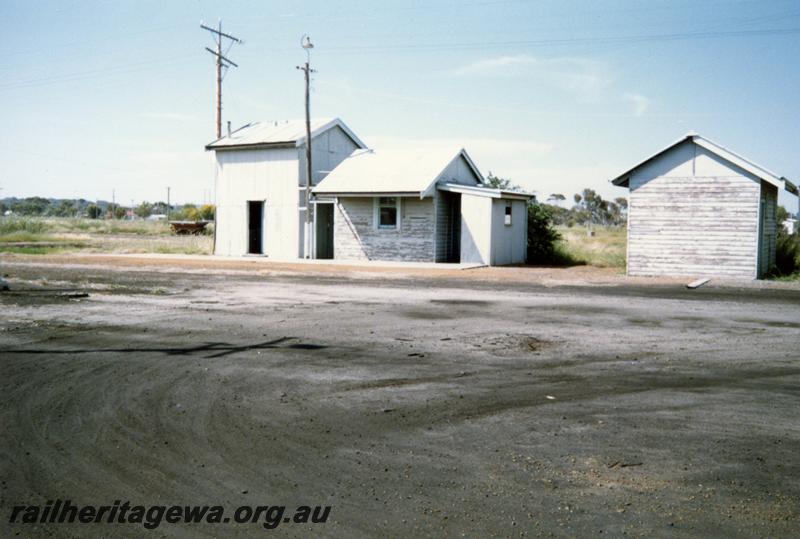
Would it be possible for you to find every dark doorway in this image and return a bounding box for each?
[315,203,334,259]
[247,201,264,254]
[444,193,461,262]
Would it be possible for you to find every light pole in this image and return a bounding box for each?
[297,35,315,258]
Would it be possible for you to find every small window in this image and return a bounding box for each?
[377,197,398,229]
[504,202,512,226]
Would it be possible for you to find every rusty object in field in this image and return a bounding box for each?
[169,221,209,236]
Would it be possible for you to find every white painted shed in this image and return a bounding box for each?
[205,118,366,258]
[313,148,533,265]
[611,133,798,279]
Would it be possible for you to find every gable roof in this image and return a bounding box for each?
[205,117,366,151]
[610,132,798,195]
[312,148,484,198]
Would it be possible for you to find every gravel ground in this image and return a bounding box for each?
[1,257,799,538]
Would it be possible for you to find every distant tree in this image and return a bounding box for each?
[179,204,200,221]
[135,201,153,219]
[53,200,76,217]
[86,204,102,219]
[152,201,170,215]
[11,197,50,216]
[566,189,626,227]
[543,203,570,226]
[113,206,126,219]
[547,193,566,203]
[0,201,6,214]
[484,172,523,191]
[199,204,215,221]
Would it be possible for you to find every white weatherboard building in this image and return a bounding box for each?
[207,118,532,265]
[207,118,366,259]
[611,133,798,279]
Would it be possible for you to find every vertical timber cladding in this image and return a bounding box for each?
[435,191,461,262]
[333,197,436,261]
[759,181,778,277]
[627,141,761,278]
[214,148,300,258]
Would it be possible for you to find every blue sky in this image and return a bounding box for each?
[2,0,799,211]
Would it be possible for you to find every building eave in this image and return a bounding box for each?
[438,183,534,201]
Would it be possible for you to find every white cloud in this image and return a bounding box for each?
[451,54,613,101]
[623,93,651,117]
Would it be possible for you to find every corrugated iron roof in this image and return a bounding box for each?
[205,117,365,150]
[312,148,481,197]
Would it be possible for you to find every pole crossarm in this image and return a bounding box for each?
[200,23,243,43]
[204,47,239,67]
[200,21,243,139]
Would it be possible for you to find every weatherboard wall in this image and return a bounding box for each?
[333,197,435,262]
[626,139,763,279]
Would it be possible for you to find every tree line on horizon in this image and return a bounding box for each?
[0,197,214,221]
[484,173,628,227]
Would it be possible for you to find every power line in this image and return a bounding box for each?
[315,27,800,54]
[0,24,796,95]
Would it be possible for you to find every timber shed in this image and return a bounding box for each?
[611,133,798,279]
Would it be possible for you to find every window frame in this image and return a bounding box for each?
[504,201,513,226]
[374,196,400,230]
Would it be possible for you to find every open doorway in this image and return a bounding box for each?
[438,192,461,263]
[247,201,264,254]
[315,202,334,259]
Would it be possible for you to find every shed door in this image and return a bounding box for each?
[315,203,334,259]
[248,201,264,255]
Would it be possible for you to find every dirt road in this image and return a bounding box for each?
[1,258,799,537]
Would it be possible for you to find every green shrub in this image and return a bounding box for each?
[775,232,800,276]
[86,204,102,219]
[527,203,584,266]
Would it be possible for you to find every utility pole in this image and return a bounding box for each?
[297,35,315,258]
[201,20,243,139]
[166,187,171,221]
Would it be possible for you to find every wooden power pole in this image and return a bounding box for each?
[201,21,242,139]
[297,36,315,258]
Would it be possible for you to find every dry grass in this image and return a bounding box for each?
[0,217,212,255]
[556,226,627,268]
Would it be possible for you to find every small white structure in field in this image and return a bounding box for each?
[611,133,798,279]
[313,148,532,264]
[206,118,365,258]
[783,217,797,235]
